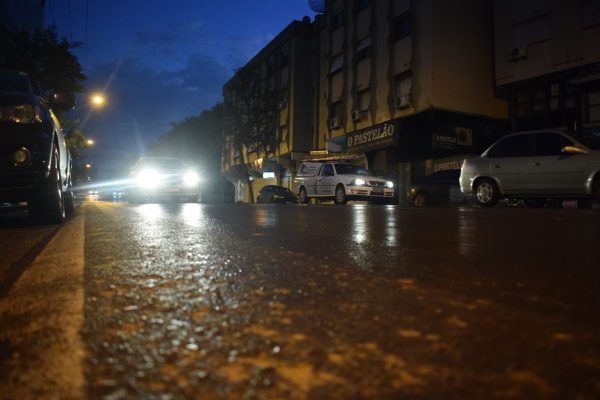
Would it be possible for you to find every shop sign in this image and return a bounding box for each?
[346,120,398,153]
[433,127,473,150]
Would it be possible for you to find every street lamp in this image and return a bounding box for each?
[86,138,95,146]
[90,93,106,107]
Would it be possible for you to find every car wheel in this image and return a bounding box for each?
[298,187,308,204]
[334,185,347,205]
[65,188,75,214]
[594,176,600,202]
[414,192,427,207]
[29,150,65,224]
[473,178,499,207]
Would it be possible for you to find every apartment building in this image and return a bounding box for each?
[312,0,508,198]
[221,18,313,202]
[493,0,600,136]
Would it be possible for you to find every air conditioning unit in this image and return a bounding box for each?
[508,46,527,62]
[351,110,361,121]
[393,95,410,109]
[329,117,341,130]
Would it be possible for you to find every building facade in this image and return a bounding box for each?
[222,18,314,202]
[313,0,509,201]
[493,0,600,137]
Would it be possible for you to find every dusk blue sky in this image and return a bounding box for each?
[45,0,316,169]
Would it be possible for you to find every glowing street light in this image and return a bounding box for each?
[86,139,95,146]
[90,93,106,107]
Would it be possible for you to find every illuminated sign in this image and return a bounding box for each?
[346,120,399,153]
[263,172,275,179]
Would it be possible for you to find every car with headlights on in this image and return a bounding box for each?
[257,185,297,203]
[128,157,200,203]
[293,161,394,204]
[0,70,75,223]
[460,130,600,207]
[406,169,467,207]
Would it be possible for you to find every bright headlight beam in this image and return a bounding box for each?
[386,181,394,188]
[354,178,366,186]
[183,171,200,187]
[137,169,161,188]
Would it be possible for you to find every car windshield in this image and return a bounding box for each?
[334,164,372,175]
[139,158,186,170]
[575,132,600,151]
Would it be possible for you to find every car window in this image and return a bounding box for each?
[0,71,33,93]
[334,164,372,175]
[534,132,574,156]
[141,158,186,170]
[574,132,600,151]
[486,134,533,158]
[321,164,334,176]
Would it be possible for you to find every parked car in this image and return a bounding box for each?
[407,169,467,207]
[460,129,600,207]
[128,157,200,203]
[0,70,75,223]
[257,185,297,203]
[293,161,394,204]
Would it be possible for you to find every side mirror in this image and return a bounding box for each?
[49,93,76,110]
[562,146,588,155]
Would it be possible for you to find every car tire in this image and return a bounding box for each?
[298,187,308,204]
[65,188,75,214]
[594,176,600,202]
[414,192,427,207]
[334,184,347,205]
[473,178,499,207]
[29,150,66,224]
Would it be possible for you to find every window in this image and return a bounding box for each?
[331,9,344,30]
[358,89,370,120]
[587,89,600,123]
[486,134,534,158]
[355,37,371,62]
[329,54,344,74]
[392,13,411,42]
[512,13,551,47]
[535,132,574,156]
[581,0,600,29]
[356,0,370,12]
[321,164,335,176]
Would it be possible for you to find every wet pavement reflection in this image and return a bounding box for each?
[83,202,600,399]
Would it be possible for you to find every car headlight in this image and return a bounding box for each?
[353,178,366,186]
[10,147,31,166]
[0,104,42,124]
[386,181,394,188]
[137,169,162,188]
[183,171,200,187]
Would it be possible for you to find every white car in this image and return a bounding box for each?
[460,130,600,207]
[128,157,200,203]
[293,161,394,204]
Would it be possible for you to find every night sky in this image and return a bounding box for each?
[45,0,316,172]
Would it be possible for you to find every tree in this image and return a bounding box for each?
[222,66,279,202]
[0,25,86,99]
[0,24,89,154]
[148,103,224,177]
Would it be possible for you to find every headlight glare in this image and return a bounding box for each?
[137,169,161,188]
[183,171,200,187]
[354,178,366,186]
[386,181,394,188]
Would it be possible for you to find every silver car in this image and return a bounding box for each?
[460,130,600,207]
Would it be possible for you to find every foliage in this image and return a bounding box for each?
[222,66,280,202]
[148,103,224,177]
[0,25,86,99]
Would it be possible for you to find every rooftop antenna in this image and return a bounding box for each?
[308,0,326,13]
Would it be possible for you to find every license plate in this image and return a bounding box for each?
[371,188,384,195]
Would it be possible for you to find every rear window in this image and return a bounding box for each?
[576,132,600,151]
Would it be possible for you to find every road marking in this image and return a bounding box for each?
[0,212,85,399]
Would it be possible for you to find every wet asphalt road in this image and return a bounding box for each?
[1,201,600,399]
